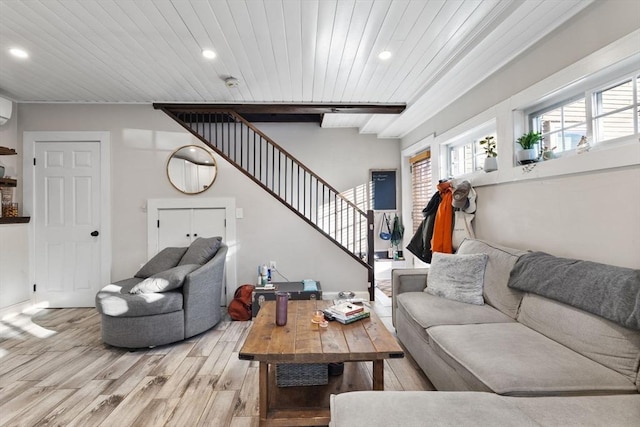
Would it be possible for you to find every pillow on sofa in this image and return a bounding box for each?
[129,264,200,294]
[134,247,188,278]
[179,236,222,266]
[425,252,488,305]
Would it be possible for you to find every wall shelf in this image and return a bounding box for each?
[0,217,30,224]
[0,148,21,218]
[0,177,17,187]
[0,147,17,155]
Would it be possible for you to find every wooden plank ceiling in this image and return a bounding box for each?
[0,0,593,138]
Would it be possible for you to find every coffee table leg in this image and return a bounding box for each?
[259,362,268,423]
[373,360,384,390]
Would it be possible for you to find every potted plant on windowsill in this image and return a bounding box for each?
[515,131,541,164]
[479,136,497,172]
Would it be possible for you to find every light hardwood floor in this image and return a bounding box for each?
[0,292,433,427]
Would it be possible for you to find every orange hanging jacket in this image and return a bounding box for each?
[431,181,453,254]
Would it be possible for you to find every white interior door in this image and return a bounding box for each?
[147,198,237,306]
[157,207,226,304]
[157,208,226,250]
[192,208,226,241]
[34,141,102,307]
[158,209,192,248]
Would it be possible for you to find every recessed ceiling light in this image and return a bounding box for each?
[9,48,28,59]
[202,49,216,59]
[378,50,392,60]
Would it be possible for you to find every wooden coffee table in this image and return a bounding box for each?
[239,299,404,426]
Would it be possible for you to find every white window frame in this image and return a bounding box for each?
[527,69,639,161]
[443,121,496,179]
[401,134,436,267]
[590,72,640,144]
[409,150,433,234]
[528,94,588,155]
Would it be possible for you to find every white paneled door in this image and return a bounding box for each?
[147,198,236,306]
[34,141,102,307]
[157,208,226,251]
[156,207,226,304]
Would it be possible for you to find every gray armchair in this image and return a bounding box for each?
[96,240,227,348]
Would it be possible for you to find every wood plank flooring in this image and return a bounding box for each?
[0,296,433,426]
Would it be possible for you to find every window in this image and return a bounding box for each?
[529,71,639,155]
[531,97,587,153]
[447,132,496,177]
[593,77,639,142]
[449,142,478,176]
[410,150,432,233]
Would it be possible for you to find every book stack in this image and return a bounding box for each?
[324,302,370,324]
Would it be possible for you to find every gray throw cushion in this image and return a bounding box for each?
[179,236,222,266]
[518,293,640,383]
[330,392,640,427]
[134,247,188,278]
[509,251,640,330]
[456,239,528,318]
[329,391,539,427]
[427,323,637,395]
[130,264,200,294]
[425,252,488,305]
[397,292,514,330]
[510,394,640,426]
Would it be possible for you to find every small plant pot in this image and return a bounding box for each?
[483,157,497,172]
[516,148,538,164]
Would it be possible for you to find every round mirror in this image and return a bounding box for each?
[167,145,217,194]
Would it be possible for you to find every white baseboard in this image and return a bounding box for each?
[0,300,40,320]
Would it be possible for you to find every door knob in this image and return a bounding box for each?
[91,230,99,237]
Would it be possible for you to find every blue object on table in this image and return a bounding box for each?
[302,279,317,292]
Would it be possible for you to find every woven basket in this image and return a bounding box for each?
[275,363,328,387]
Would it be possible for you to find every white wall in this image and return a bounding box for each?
[401,0,640,269]
[254,123,403,253]
[0,101,31,312]
[473,167,640,268]
[16,104,400,297]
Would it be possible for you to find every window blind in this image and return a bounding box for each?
[410,151,432,233]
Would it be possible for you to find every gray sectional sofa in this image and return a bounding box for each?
[330,391,640,427]
[393,238,640,396]
[95,237,226,348]
[330,238,640,426]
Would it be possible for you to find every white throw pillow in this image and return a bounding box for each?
[130,264,200,294]
[425,252,488,305]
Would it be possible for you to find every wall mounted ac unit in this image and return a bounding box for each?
[0,96,13,126]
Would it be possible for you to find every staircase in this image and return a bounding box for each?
[155,105,375,299]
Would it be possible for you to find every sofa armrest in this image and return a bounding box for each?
[392,268,429,327]
[182,244,227,337]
